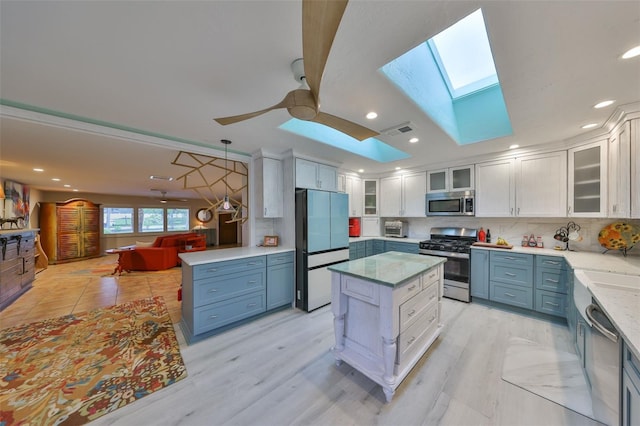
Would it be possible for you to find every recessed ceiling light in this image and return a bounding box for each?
[594,100,615,109]
[73,189,79,192]
[63,184,71,188]
[509,144,519,149]
[395,167,401,170]
[33,168,44,172]
[52,178,61,181]
[409,137,419,143]
[366,112,378,120]
[149,175,174,181]
[358,169,364,173]
[622,45,640,59]
[581,123,599,129]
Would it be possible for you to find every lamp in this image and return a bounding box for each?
[217,139,236,213]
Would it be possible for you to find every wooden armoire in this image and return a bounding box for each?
[39,198,101,264]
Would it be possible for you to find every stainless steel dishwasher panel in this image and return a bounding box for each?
[585,303,621,426]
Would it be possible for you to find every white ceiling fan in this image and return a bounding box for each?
[213,0,379,141]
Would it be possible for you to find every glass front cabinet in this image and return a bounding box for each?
[568,140,607,217]
[363,179,379,216]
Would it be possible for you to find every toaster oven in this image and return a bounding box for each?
[384,220,408,238]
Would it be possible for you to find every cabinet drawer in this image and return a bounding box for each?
[194,270,265,307]
[399,283,437,331]
[342,275,380,305]
[397,302,438,365]
[395,276,421,305]
[535,269,567,294]
[490,251,533,266]
[266,252,294,266]
[536,255,565,270]
[193,256,265,280]
[385,242,419,254]
[490,263,533,287]
[193,292,266,335]
[423,267,440,288]
[490,282,533,309]
[535,290,567,317]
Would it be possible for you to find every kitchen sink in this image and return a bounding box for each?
[574,269,640,292]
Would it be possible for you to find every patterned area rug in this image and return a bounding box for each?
[0,296,187,425]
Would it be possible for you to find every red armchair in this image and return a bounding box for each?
[116,233,206,272]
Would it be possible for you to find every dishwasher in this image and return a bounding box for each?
[585,302,621,426]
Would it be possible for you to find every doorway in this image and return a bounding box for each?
[218,213,238,246]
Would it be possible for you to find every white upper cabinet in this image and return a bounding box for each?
[254,156,283,218]
[475,159,515,217]
[568,140,608,217]
[427,165,474,193]
[345,175,363,217]
[608,120,631,218]
[476,152,566,218]
[631,120,640,218]
[516,151,567,217]
[363,179,379,216]
[380,172,427,217]
[295,158,337,191]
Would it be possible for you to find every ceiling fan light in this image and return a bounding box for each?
[622,45,640,59]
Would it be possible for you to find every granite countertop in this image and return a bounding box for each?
[179,246,295,266]
[328,251,445,287]
[585,275,640,360]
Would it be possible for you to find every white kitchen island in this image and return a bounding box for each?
[328,251,446,402]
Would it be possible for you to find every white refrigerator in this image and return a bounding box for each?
[295,189,349,312]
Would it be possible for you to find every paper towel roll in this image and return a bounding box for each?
[573,270,593,326]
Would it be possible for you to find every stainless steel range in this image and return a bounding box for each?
[419,227,477,302]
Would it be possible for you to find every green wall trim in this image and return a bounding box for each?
[0,98,250,157]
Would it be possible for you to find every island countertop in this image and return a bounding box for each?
[328,251,445,287]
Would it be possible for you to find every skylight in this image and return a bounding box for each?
[428,9,498,98]
[279,119,410,163]
[379,8,512,145]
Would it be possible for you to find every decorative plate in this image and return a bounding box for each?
[597,222,640,252]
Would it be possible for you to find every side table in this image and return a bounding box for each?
[105,247,135,275]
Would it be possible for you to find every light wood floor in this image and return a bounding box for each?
[1,256,600,426]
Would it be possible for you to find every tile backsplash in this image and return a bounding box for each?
[397,217,640,256]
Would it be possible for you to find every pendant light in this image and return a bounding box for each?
[217,139,236,213]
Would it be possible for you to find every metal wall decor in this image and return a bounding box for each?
[171,149,248,224]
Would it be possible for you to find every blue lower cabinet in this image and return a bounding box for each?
[535,289,567,317]
[470,248,489,299]
[385,241,419,254]
[373,240,385,255]
[349,241,366,259]
[490,282,533,309]
[267,259,294,310]
[193,292,266,335]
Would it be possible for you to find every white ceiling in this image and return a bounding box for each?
[1,0,639,200]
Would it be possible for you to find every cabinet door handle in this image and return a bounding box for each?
[407,336,416,345]
[247,262,258,266]
[545,301,559,307]
[248,280,257,284]
[264,208,267,215]
[504,256,517,260]
[504,272,517,277]
[504,292,516,298]
[207,268,217,272]
[408,309,416,317]
[545,278,559,283]
[544,261,560,265]
[247,303,257,308]
[209,315,218,319]
[208,288,218,293]
[510,207,514,215]
[408,284,417,291]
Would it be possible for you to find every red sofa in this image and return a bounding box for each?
[118,233,206,272]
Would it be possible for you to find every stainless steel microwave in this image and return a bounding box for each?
[425,190,475,216]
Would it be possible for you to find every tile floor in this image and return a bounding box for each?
[0,255,183,329]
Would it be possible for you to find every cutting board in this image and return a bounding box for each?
[472,242,514,249]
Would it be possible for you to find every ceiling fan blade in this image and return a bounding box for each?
[312,112,379,141]
[214,93,295,125]
[302,0,348,101]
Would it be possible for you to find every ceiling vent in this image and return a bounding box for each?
[380,121,416,136]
